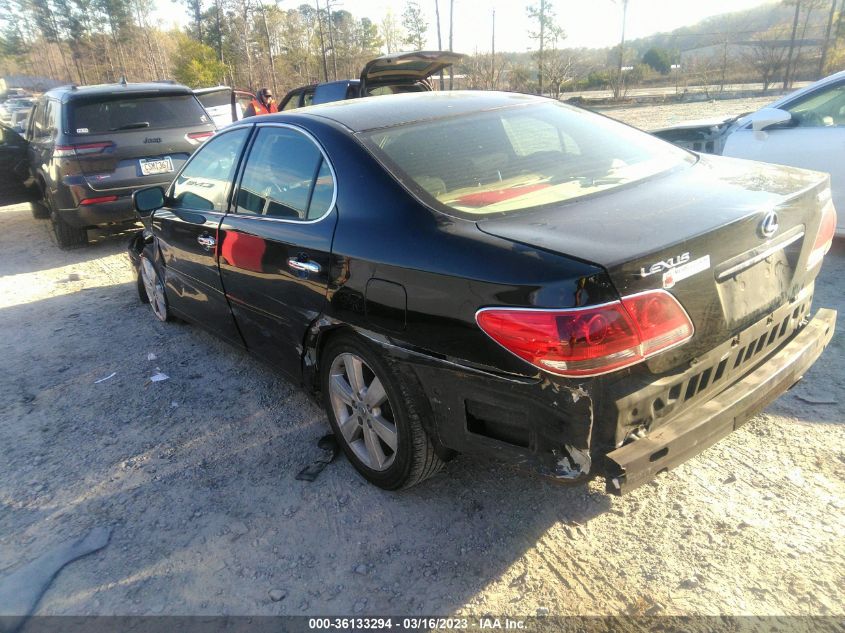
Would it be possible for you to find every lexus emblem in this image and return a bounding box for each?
[759,210,779,238]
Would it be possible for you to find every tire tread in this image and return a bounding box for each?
[53,218,87,249]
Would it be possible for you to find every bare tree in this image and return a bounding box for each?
[379,8,402,53]
[742,28,789,91]
[819,0,837,75]
[544,49,574,98]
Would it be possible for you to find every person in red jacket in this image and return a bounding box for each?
[244,88,278,117]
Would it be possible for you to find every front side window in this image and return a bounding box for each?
[170,127,250,212]
[282,92,301,111]
[361,102,693,217]
[785,82,845,127]
[32,100,52,140]
[26,100,43,140]
[235,126,334,220]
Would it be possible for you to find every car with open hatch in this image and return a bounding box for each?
[127,91,836,494]
[16,80,215,248]
[279,50,463,110]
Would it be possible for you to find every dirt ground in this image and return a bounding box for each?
[1,97,843,619]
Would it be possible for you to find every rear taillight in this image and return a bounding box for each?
[186,131,214,145]
[80,195,118,206]
[476,290,694,377]
[806,198,836,271]
[54,141,114,157]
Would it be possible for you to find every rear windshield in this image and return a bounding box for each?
[360,102,693,217]
[196,90,231,109]
[68,94,210,135]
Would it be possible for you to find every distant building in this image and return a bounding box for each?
[1,75,64,94]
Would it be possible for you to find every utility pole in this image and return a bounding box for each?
[448,0,454,89]
[435,0,444,89]
[783,0,801,91]
[614,0,628,100]
[315,0,329,82]
[538,0,546,95]
[216,0,223,65]
[325,0,339,80]
[491,9,495,90]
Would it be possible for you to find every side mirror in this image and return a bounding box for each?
[133,186,165,218]
[749,107,792,132]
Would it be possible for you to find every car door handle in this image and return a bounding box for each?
[197,234,216,250]
[287,258,321,274]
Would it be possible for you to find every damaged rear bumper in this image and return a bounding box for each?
[605,308,836,495]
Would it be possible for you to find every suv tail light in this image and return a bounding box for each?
[476,290,694,377]
[54,141,115,157]
[806,198,836,271]
[80,195,118,206]
[186,131,214,145]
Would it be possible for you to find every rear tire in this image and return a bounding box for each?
[52,216,88,249]
[321,333,443,490]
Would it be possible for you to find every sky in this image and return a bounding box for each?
[153,0,780,53]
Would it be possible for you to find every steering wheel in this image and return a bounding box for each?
[796,111,824,127]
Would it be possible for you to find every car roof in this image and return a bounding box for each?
[43,81,194,103]
[268,90,548,132]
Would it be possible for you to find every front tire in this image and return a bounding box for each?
[321,334,443,490]
[138,247,172,322]
[31,181,50,219]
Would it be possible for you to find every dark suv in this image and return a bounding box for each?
[24,81,215,247]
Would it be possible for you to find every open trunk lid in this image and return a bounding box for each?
[477,155,830,370]
[65,90,215,193]
[360,51,463,90]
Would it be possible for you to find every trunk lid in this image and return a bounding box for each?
[477,155,829,370]
[360,51,463,90]
[65,90,215,193]
[194,86,237,127]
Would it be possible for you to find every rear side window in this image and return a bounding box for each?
[68,94,209,135]
[235,126,334,221]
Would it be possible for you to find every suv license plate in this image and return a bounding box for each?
[140,157,174,176]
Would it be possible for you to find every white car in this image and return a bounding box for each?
[193,86,254,128]
[653,71,845,236]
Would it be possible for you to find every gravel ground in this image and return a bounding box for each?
[0,97,843,618]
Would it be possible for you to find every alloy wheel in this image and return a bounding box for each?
[140,257,168,322]
[328,352,398,471]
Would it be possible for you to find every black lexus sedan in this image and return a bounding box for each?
[128,91,836,494]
